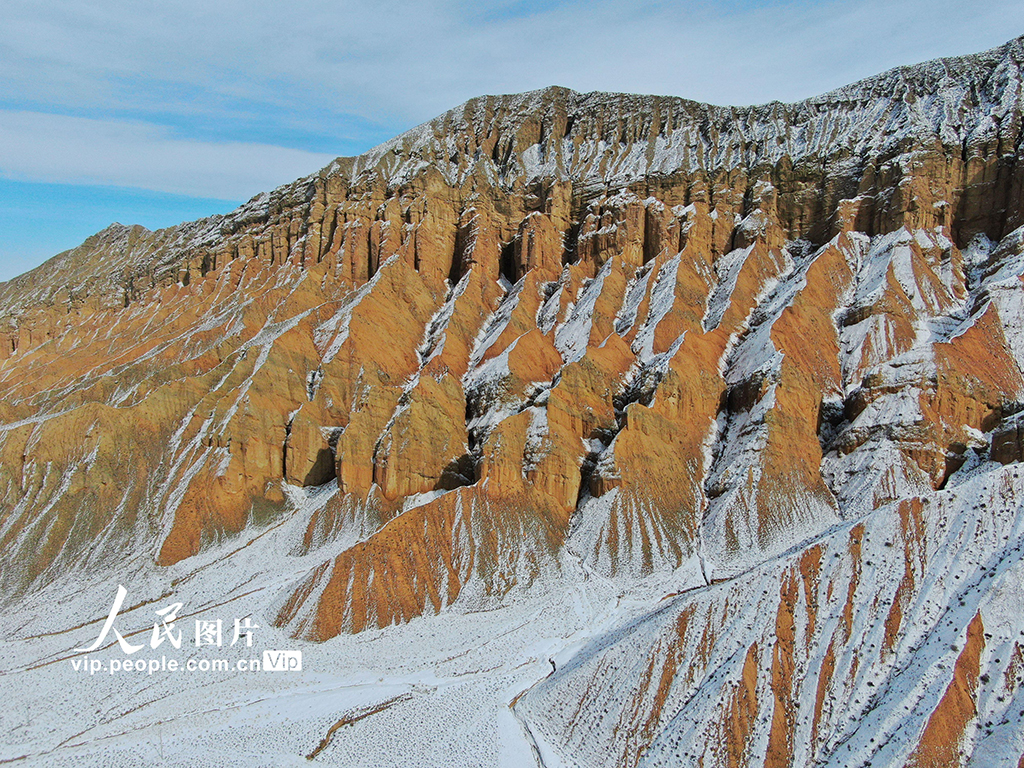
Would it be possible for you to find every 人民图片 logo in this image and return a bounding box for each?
[70,585,301,675]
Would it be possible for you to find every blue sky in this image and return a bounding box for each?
[1,0,1023,282]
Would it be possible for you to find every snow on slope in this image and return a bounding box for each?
[518,462,1024,768]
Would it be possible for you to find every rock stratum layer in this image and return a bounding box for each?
[4,36,1024,768]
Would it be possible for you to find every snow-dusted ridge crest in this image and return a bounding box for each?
[340,33,1024,185]
[3,34,1023,322]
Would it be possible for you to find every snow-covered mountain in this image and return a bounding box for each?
[2,34,1024,768]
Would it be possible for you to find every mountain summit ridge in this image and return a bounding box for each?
[4,34,1024,318]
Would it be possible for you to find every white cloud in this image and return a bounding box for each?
[2,1,1024,118]
[4,1,1024,123]
[0,0,1022,199]
[0,111,336,200]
